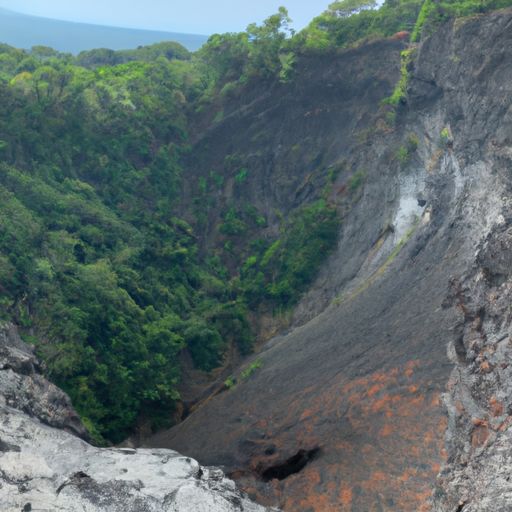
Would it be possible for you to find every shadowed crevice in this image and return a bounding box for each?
[260,448,320,482]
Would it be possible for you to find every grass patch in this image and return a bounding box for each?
[224,358,263,390]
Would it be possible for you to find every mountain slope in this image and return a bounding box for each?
[146,8,512,511]
[1,3,512,511]
[0,7,207,52]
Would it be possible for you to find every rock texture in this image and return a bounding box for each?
[147,8,512,512]
[0,323,274,512]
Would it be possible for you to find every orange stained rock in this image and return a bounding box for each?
[480,360,491,373]
[455,400,465,414]
[418,500,432,512]
[489,396,504,417]
[423,429,435,444]
[472,424,490,448]
[367,383,385,397]
[498,415,512,432]
[339,486,353,507]
[404,360,421,378]
[379,423,394,437]
[371,471,387,482]
[396,394,425,415]
[326,481,337,495]
[409,444,422,458]
[287,471,335,512]
[391,30,410,40]
[300,408,316,422]
[370,393,396,414]
[471,417,488,427]
[295,497,337,512]
[308,468,322,487]
[240,360,447,512]
[431,394,441,407]
[398,468,418,482]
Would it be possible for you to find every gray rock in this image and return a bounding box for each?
[0,323,275,512]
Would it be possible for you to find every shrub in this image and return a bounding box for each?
[240,200,340,308]
[440,127,452,147]
[348,169,366,191]
[382,49,415,107]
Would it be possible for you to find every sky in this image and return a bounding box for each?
[0,1,328,35]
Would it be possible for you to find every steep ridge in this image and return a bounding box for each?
[171,37,406,406]
[147,8,512,511]
[0,322,275,511]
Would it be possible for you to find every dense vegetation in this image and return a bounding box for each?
[0,25,339,443]
[0,0,510,443]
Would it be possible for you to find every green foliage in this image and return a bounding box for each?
[295,0,423,52]
[224,375,236,389]
[440,127,452,146]
[0,50,253,443]
[196,7,294,96]
[396,145,410,164]
[213,110,224,123]
[219,207,248,236]
[183,319,226,371]
[240,358,263,379]
[411,0,435,40]
[240,200,340,308]
[235,168,249,183]
[407,133,420,152]
[328,0,378,18]
[396,133,419,166]
[278,52,296,82]
[412,0,512,41]
[76,42,190,68]
[245,7,294,78]
[382,49,415,106]
[224,358,263,390]
[348,169,366,191]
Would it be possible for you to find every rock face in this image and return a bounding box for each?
[146,8,512,512]
[0,323,274,512]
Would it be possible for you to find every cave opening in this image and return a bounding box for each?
[260,447,320,482]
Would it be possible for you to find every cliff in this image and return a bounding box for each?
[0,322,274,512]
[146,8,512,512]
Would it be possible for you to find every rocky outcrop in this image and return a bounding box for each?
[146,8,512,511]
[0,322,89,439]
[0,323,274,512]
[433,226,512,512]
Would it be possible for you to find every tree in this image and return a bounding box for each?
[246,7,294,77]
[328,0,378,17]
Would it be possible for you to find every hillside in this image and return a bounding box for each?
[1,0,512,511]
[147,5,512,512]
[0,322,271,511]
[0,7,207,52]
